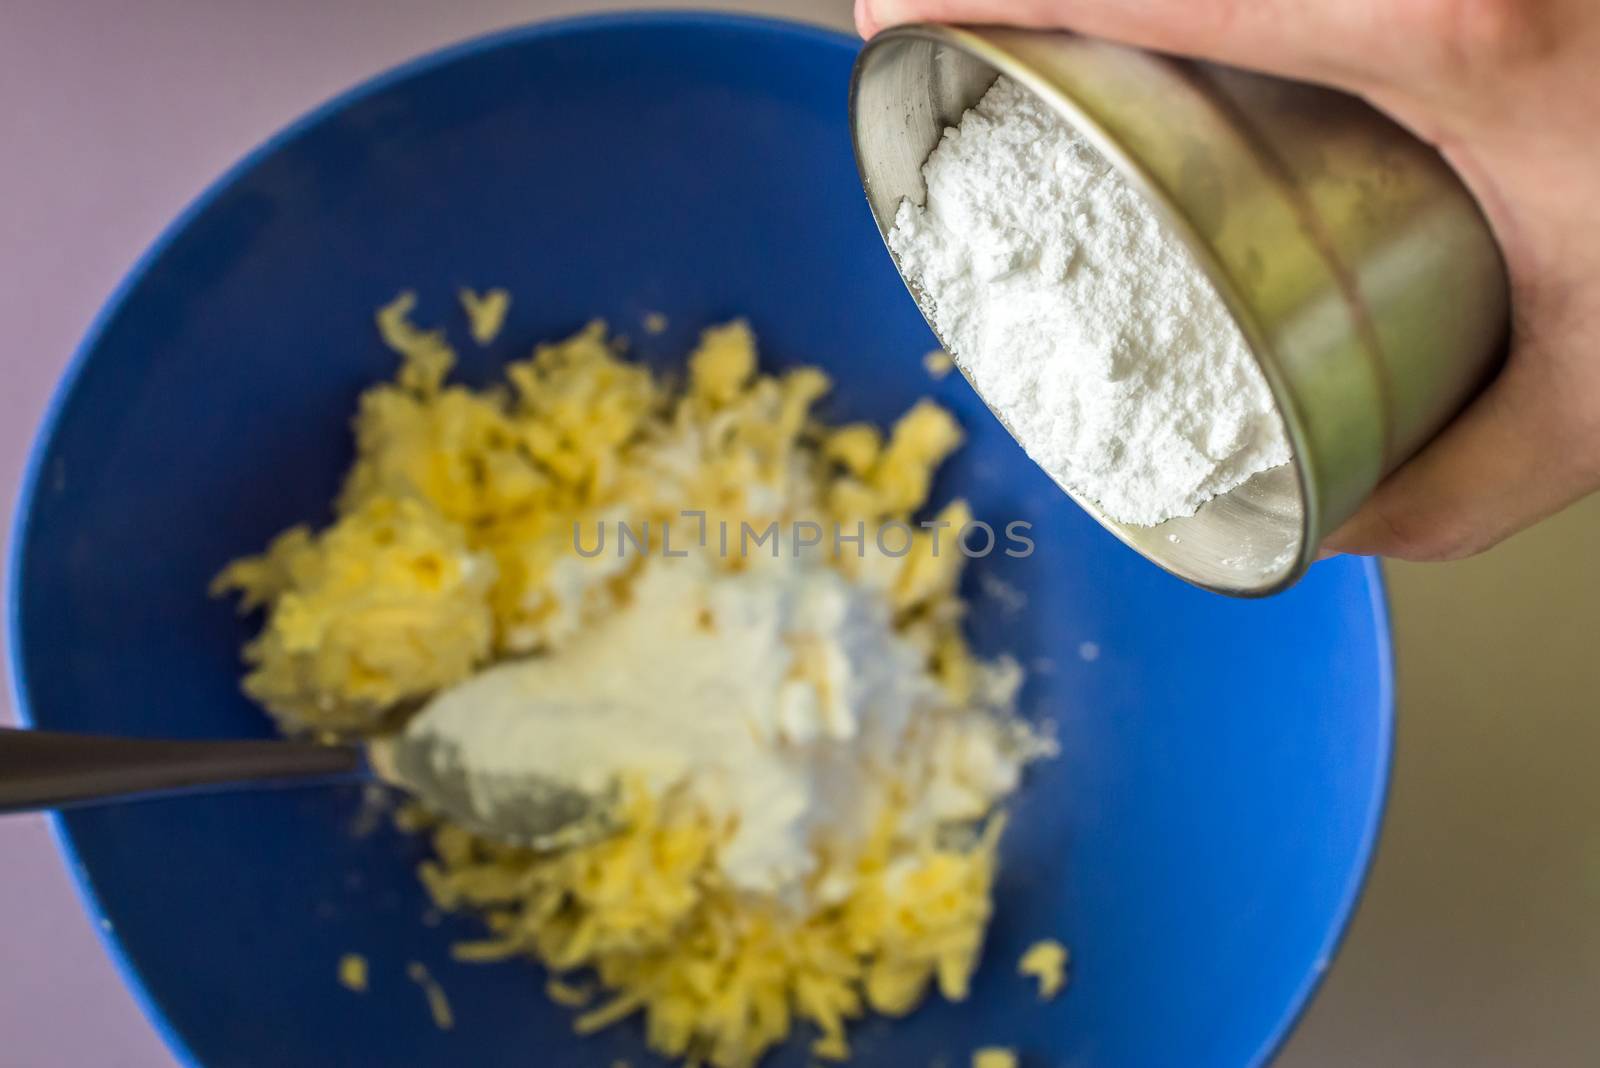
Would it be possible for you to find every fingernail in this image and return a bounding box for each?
[862,0,914,33]
[855,0,874,36]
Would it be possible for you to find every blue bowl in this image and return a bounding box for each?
[7,13,1391,1068]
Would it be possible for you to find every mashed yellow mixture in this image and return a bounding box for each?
[216,293,1048,1066]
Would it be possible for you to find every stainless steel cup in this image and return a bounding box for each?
[850,24,1510,595]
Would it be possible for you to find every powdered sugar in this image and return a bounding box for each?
[404,549,1039,899]
[887,77,1289,526]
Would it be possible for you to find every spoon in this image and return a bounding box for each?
[0,725,612,850]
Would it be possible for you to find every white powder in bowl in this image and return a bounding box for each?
[405,549,1038,900]
[887,77,1290,526]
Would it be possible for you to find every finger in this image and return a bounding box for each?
[1322,357,1600,562]
[857,0,1392,91]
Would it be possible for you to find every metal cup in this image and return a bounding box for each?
[850,24,1509,595]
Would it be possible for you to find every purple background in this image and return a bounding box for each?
[4,3,1598,1067]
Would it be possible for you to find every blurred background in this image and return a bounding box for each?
[2,1,1596,1065]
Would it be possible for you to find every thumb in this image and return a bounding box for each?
[1324,358,1600,561]
[857,0,1392,93]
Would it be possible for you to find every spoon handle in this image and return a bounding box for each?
[0,727,363,815]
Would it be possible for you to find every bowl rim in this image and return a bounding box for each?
[4,10,1395,1068]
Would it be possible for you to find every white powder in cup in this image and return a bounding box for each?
[887,76,1290,526]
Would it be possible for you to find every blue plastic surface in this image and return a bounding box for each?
[6,13,1392,1068]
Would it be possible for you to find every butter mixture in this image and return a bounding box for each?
[215,294,1052,1066]
[410,549,1029,897]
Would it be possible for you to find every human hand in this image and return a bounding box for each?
[857,0,1600,561]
